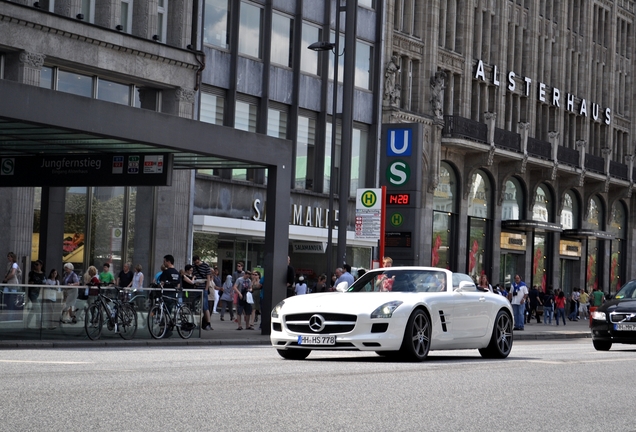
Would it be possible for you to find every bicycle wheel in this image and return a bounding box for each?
[117,303,138,340]
[147,304,167,339]
[176,304,195,339]
[85,304,103,341]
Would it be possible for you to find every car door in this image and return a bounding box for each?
[451,284,490,339]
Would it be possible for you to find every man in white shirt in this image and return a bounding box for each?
[508,274,529,331]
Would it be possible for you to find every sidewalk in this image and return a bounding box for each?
[0,312,591,349]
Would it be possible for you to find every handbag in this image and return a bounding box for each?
[246,291,254,304]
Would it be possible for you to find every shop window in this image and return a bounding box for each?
[609,201,626,293]
[466,170,491,280]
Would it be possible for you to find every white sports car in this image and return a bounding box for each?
[271,267,514,361]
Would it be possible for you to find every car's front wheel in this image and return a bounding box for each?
[479,310,513,359]
[592,340,612,351]
[399,309,431,362]
[277,349,311,360]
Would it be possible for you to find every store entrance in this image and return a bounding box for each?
[500,252,522,291]
[560,259,576,295]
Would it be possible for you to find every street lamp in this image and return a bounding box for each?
[308,26,340,287]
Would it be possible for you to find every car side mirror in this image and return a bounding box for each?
[455,281,476,292]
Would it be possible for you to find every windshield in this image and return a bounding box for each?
[614,280,636,300]
[347,269,447,293]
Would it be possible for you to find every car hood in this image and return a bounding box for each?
[281,292,419,314]
[598,298,636,313]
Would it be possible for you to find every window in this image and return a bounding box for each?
[200,93,225,124]
[301,23,320,75]
[97,79,131,105]
[57,70,94,98]
[350,127,368,195]
[467,171,491,279]
[432,162,457,269]
[560,190,579,229]
[323,120,342,193]
[271,13,293,67]
[359,0,374,8]
[120,0,133,33]
[81,0,95,23]
[267,107,287,138]
[329,31,344,82]
[204,0,229,48]
[501,178,523,221]
[295,115,316,190]
[239,2,262,58]
[233,100,257,180]
[355,41,372,90]
[157,0,168,43]
[40,67,53,89]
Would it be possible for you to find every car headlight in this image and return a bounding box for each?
[271,300,285,319]
[591,310,606,321]
[371,301,403,319]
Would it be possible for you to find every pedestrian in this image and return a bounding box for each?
[295,276,308,295]
[233,271,253,330]
[250,270,261,326]
[542,287,554,325]
[99,263,115,285]
[286,256,295,298]
[382,256,393,268]
[131,264,144,291]
[211,266,222,314]
[116,263,134,299]
[27,260,45,329]
[219,275,234,321]
[509,274,529,330]
[313,274,328,293]
[3,252,21,285]
[192,256,212,330]
[477,274,492,292]
[554,290,567,325]
[591,286,605,307]
[159,255,181,290]
[578,289,590,319]
[43,269,60,330]
[528,285,542,324]
[568,288,580,321]
[61,263,80,324]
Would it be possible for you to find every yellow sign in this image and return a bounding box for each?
[559,239,581,257]
[500,232,526,251]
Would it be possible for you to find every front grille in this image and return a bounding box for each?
[285,313,357,334]
[610,312,636,323]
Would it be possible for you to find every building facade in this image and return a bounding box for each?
[383,0,636,295]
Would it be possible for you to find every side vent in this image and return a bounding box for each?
[438,310,448,332]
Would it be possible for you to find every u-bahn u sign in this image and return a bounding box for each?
[0,154,173,186]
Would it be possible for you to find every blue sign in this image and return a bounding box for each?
[386,128,412,156]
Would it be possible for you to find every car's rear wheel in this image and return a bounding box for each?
[479,310,513,359]
[399,309,431,362]
[277,349,311,360]
[592,340,612,351]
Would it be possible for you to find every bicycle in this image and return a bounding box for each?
[147,284,196,339]
[85,286,138,340]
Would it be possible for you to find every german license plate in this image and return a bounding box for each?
[614,323,636,331]
[298,335,336,345]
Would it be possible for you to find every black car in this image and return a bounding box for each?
[591,280,636,351]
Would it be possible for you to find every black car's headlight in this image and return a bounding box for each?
[271,300,285,319]
[591,310,606,321]
[371,301,403,319]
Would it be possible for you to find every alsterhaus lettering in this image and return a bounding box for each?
[475,59,611,125]
[40,157,102,170]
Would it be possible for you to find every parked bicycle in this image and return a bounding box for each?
[147,284,196,339]
[85,285,138,340]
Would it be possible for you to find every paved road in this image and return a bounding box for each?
[0,339,633,431]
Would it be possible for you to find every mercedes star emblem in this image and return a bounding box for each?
[309,314,326,332]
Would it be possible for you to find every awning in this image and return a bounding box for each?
[501,220,563,233]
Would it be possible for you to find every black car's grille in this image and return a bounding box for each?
[285,313,357,334]
[610,312,636,323]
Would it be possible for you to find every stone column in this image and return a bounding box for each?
[167,0,193,49]
[576,139,587,186]
[548,131,560,180]
[518,122,530,173]
[0,50,45,269]
[163,87,195,120]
